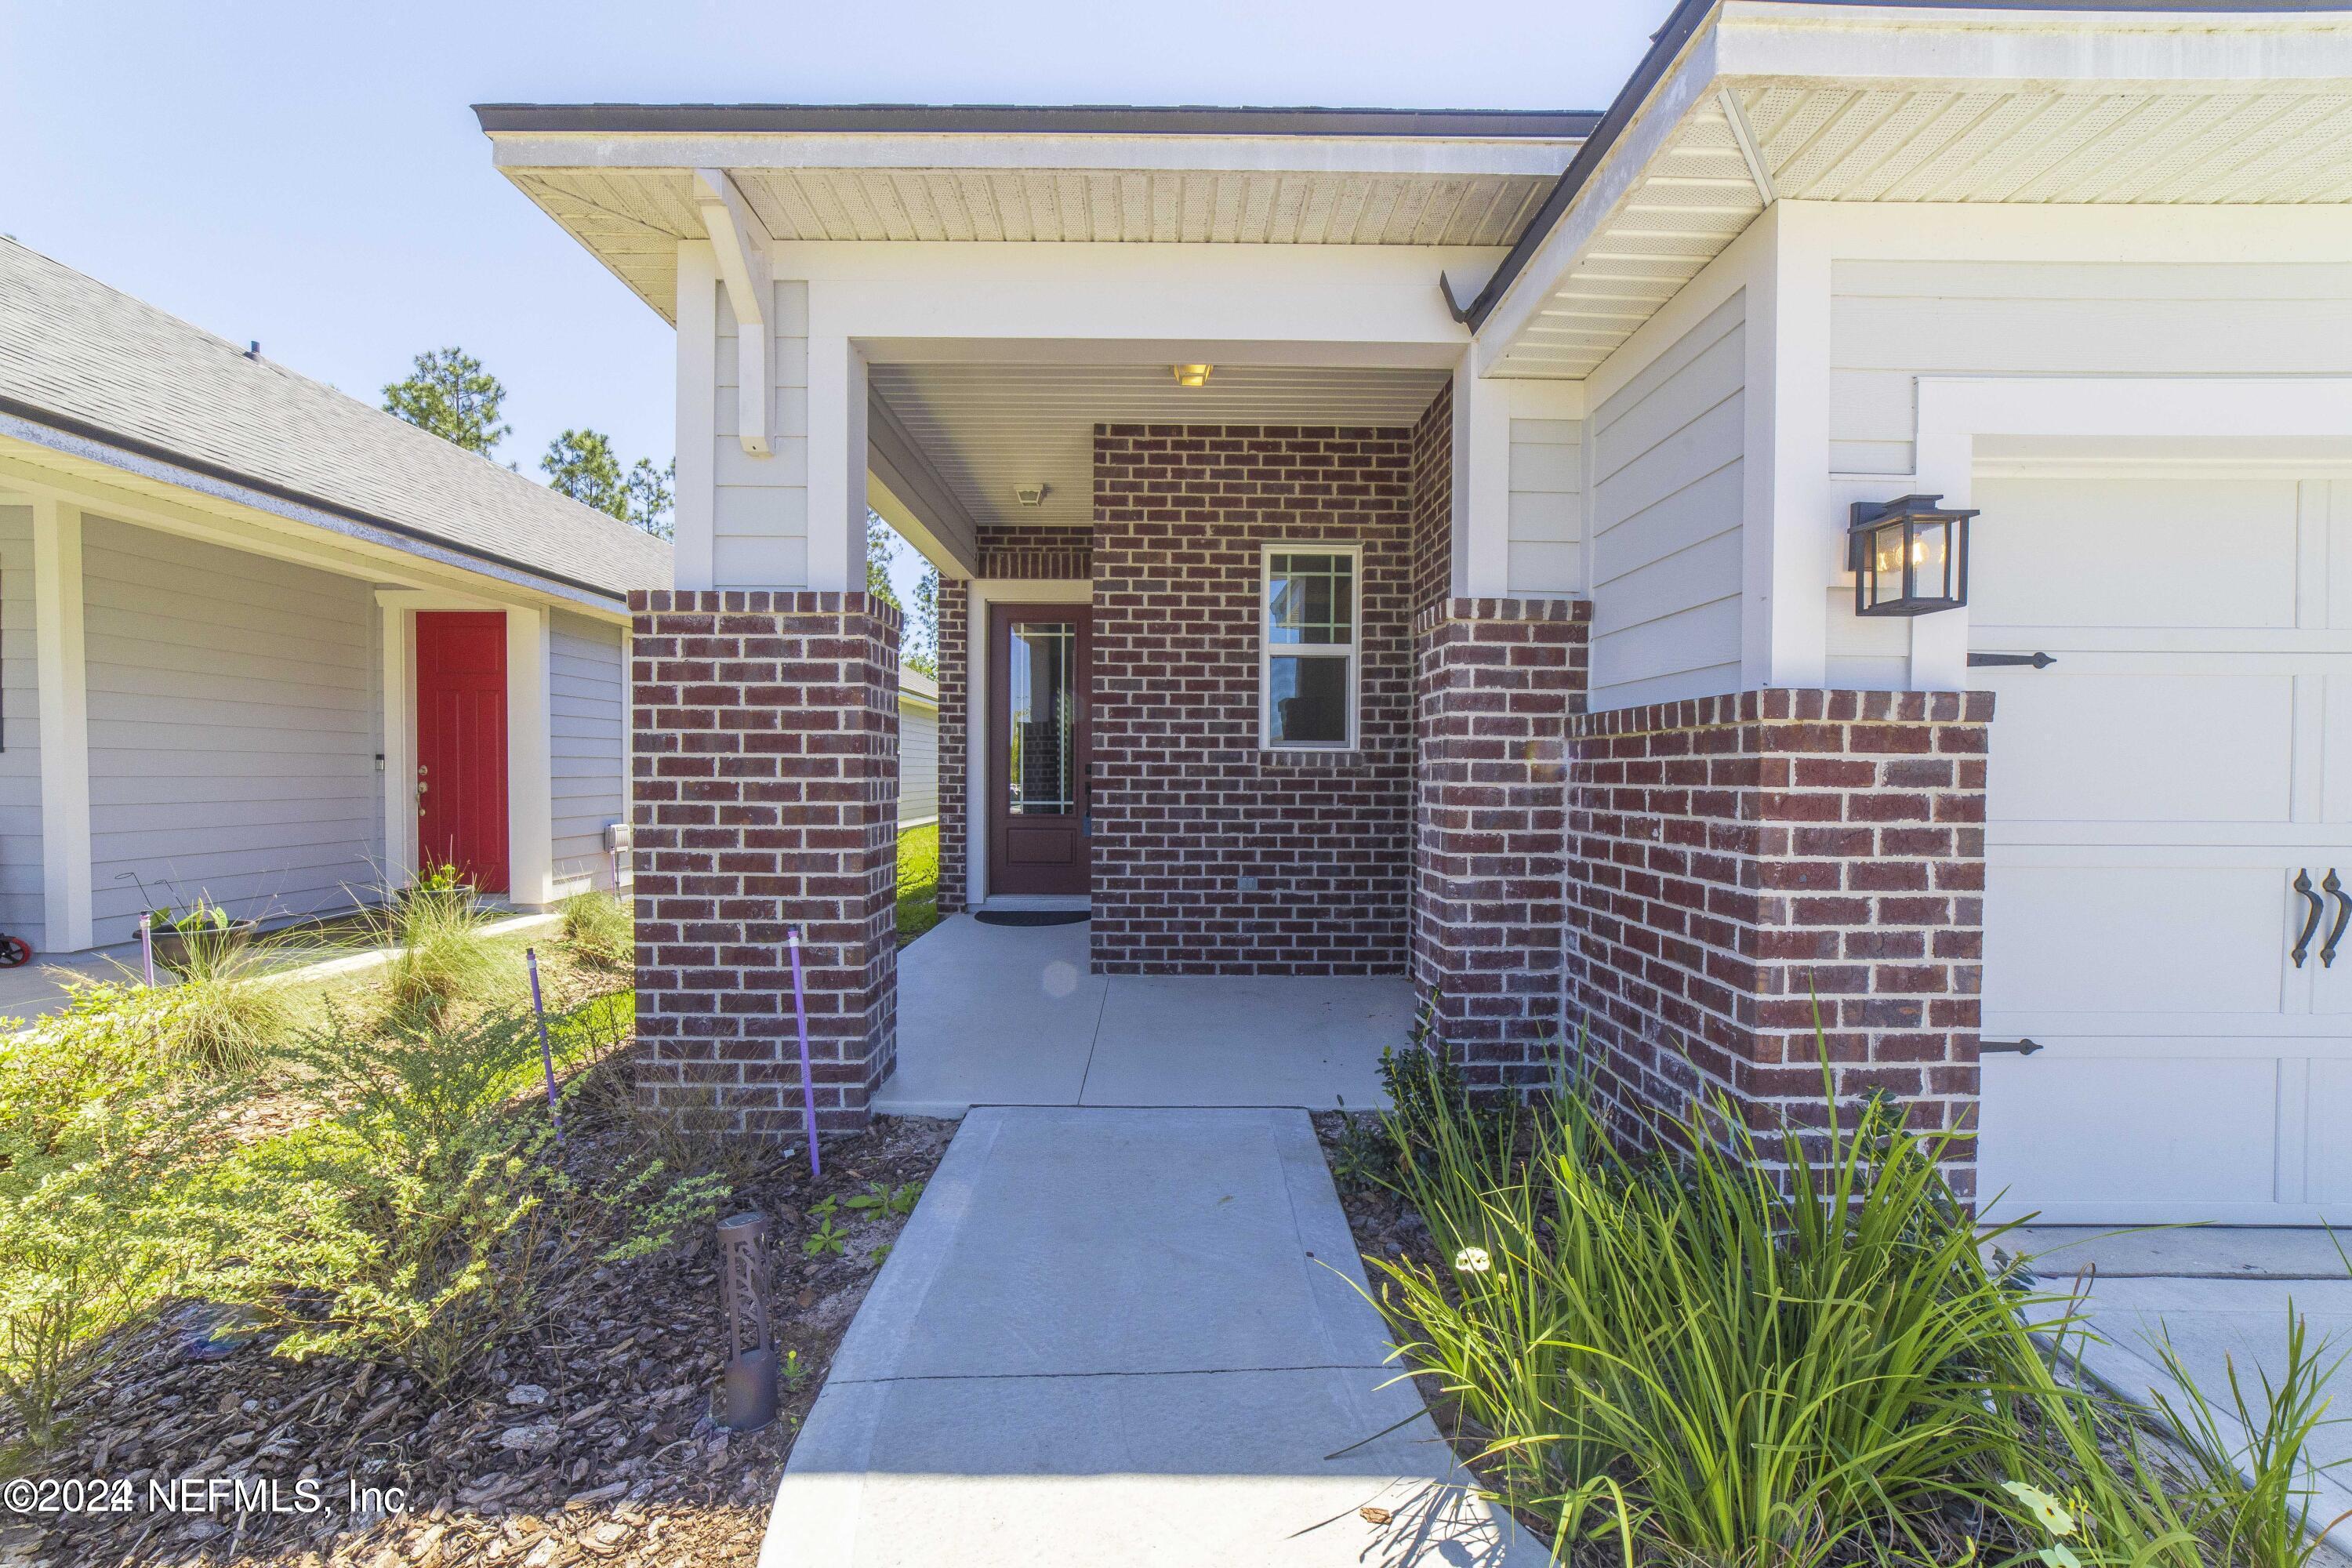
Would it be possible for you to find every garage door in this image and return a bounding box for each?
[1976,470,2352,1225]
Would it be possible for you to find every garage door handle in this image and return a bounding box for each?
[1967,651,2056,670]
[2293,869,2324,967]
[2325,870,2350,968]
[1980,1038,2043,1054]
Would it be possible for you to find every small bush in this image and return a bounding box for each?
[198,1006,572,1391]
[559,890,632,970]
[372,867,505,1021]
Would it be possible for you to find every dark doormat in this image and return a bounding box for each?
[973,910,1091,927]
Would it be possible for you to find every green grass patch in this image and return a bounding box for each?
[896,822,939,944]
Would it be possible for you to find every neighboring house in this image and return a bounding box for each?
[898,666,938,826]
[479,0,2352,1225]
[0,239,669,953]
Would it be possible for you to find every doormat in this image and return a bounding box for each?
[972,910,1091,927]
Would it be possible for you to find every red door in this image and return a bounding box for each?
[415,612,509,892]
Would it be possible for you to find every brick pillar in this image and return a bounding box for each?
[630,590,901,1134]
[935,579,969,917]
[1564,689,1991,1199]
[1410,597,1590,1087]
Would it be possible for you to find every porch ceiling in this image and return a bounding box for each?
[869,361,1449,533]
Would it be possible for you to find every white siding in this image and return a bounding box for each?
[82,517,379,944]
[710,279,812,587]
[1588,290,1747,710]
[1830,260,2352,474]
[551,612,626,892]
[1506,417,1583,597]
[0,507,42,953]
[898,697,938,824]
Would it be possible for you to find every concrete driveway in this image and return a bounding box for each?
[760,1106,1540,1567]
[2010,1226,2352,1559]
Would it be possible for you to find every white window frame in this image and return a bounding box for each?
[1259,542,1362,752]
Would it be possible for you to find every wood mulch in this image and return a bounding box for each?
[2,1044,956,1568]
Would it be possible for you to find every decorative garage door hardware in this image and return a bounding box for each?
[1967,651,2056,669]
[2288,869,2352,968]
[1980,1039,2044,1055]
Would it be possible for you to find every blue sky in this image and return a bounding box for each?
[0,0,1668,604]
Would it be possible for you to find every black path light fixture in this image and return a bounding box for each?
[1848,493,1978,617]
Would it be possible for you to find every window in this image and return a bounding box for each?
[1261,546,1359,750]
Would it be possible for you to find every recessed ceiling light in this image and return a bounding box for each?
[1172,363,1213,387]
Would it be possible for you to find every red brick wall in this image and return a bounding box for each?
[1410,598,1590,1083]
[630,590,901,1133]
[935,524,1091,917]
[1409,383,1453,619]
[1092,423,1414,974]
[1564,688,1991,1195]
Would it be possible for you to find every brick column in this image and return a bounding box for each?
[630,590,901,1134]
[1564,689,1991,1198]
[1410,597,1589,1087]
[935,580,970,918]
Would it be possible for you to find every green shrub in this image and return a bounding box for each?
[198,1006,571,1390]
[371,867,505,1020]
[558,890,632,970]
[0,996,225,1457]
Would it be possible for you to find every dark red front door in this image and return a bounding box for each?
[416,612,509,892]
[989,604,1091,897]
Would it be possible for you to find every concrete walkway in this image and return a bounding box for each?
[2012,1226,2352,1559]
[761,1106,1538,1567]
[875,916,1413,1117]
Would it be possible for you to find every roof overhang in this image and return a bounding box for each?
[1472,1,2352,378]
[476,104,1594,321]
[0,405,631,615]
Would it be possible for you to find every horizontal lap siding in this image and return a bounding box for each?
[1588,290,1745,711]
[552,612,626,893]
[0,507,40,952]
[1830,260,2352,474]
[1507,417,1584,597]
[898,700,938,823]
[82,517,378,942]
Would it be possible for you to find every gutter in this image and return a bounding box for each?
[0,396,630,606]
[1445,0,1719,332]
[471,103,1602,140]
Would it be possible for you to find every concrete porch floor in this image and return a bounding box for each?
[872,914,1413,1117]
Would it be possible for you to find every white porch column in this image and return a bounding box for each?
[31,497,92,953]
[1449,347,1512,598]
[804,327,869,592]
[1746,201,1835,689]
[505,605,555,909]
[376,594,416,885]
[673,239,718,593]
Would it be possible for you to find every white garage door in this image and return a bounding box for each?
[1976,469,2352,1225]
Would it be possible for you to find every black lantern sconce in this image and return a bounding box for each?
[1848,494,1977,617]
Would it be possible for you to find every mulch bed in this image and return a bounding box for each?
[3,1059,956,1568]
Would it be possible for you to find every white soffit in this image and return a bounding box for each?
[868,362,1447,531]
[1484,2,2352,379]
[496,138,1578,321]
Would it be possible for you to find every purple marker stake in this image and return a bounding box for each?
[786,928,821,1179]
[525,947,563,1142]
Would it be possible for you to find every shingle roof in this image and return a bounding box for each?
[0,238,670,601]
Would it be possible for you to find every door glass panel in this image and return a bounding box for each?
[1007,622,1076,815]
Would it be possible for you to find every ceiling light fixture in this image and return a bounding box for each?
[1014,483,1047,506]
[1172,363,1213,388]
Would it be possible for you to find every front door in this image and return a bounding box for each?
[988,604,1091,898]
[415,611,510,893]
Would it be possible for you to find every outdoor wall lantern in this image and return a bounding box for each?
[1848,494,1978,616]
